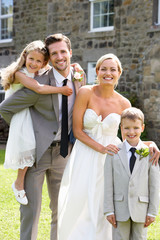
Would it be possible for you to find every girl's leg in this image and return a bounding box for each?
[15,167,28,190]
[12,167,28,205]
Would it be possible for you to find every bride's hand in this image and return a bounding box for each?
[149,143,160,165]
[143,141,160,165]
[100,144,119,155]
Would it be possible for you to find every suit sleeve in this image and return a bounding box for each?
[0,88,39,124]
[82,72,87,86]
[104,154,114,215]
[148,162,160,216]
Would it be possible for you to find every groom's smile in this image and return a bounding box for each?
[48,41,72,77]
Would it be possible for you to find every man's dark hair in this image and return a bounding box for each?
[44,33,71,52]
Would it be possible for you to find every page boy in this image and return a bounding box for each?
[104,107,160,240]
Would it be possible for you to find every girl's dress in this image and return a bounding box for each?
[4,68,36,170]
[58,109,121,240]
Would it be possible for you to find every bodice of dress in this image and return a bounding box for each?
[5,67,34,99]
[5,83,24,99]
[83,109,121,141]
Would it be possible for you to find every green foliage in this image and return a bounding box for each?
[117,90,148,141]
[118,91,139,107]
[136,148,149,159]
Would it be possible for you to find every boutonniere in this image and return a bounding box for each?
[135,148,149,160]
[73,71,83,82]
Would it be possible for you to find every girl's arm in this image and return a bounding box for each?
[72,86,119,155]
[15,71,72,96]
[71,63,86,83]
[71,63,83,74]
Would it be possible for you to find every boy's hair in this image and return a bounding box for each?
[45,33,71,52]
[121,107,144,124]
[0,40,49,90]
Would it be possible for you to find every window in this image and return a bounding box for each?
[87,62,97,84]
[90,0,114,32]
[158,0,160,24]
[153,0,160,26]
[0,0,13,43]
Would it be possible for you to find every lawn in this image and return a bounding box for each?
[0,149,51,240]
[0,149,159,239]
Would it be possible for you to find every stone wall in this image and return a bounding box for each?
[0,0,160,145]
[115,0,160,144]
[13,0,48,54]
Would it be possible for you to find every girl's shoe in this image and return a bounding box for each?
[12,182,28,205]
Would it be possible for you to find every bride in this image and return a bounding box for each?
[58,53,131,240]
[57,53,158,239]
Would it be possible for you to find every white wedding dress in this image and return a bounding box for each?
[58,109,121,240]
[4,68,36,170]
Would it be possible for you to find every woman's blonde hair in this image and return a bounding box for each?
[0,40,49,90]
[96,53,123,87]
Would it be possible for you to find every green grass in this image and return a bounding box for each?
[0,149,50,240]
[0,149,159,239]
[147,210,160,240]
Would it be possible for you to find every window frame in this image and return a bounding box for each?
[158,0,160,24]
[0,0,13,43]
[87,62,97,84]
[89,0,114,32]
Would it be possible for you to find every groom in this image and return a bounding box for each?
[0,33,86,240]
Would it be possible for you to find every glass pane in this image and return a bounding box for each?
[1,0,13,15]
[94,3,100,15]
[101,1,108,14]
[87,62,97,84]
[109,14,114,26]
[109,0,114,13]
[93,16,100,28]
[1,17,13,39]
[101,15,108,27]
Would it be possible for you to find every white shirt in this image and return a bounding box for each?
[124,139,140,165]
[53,67,76,141]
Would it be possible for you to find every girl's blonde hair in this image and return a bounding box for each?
[0,40,49,90]
[96,53,123,87]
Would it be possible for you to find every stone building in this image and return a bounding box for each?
[0,0,160,145]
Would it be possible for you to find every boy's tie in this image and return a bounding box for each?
[60,79,68,158]
[129,147,136,173]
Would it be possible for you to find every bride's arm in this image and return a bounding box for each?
[73,87,119,155]
[143,141,160,165]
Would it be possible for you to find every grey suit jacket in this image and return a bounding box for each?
[0,68,86,163]
[104,141,160,223]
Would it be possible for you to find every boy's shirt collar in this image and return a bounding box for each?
[124,139,142,153]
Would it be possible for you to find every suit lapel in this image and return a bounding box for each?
[70,68,79,95]
[48,67,85,122]
[131,141,148,178]
[48,69,59,122]
[71,67,86,95]
[118,143,131,177]
[130,154,141,178]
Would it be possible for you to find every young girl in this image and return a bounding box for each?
[0,40,84,205]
